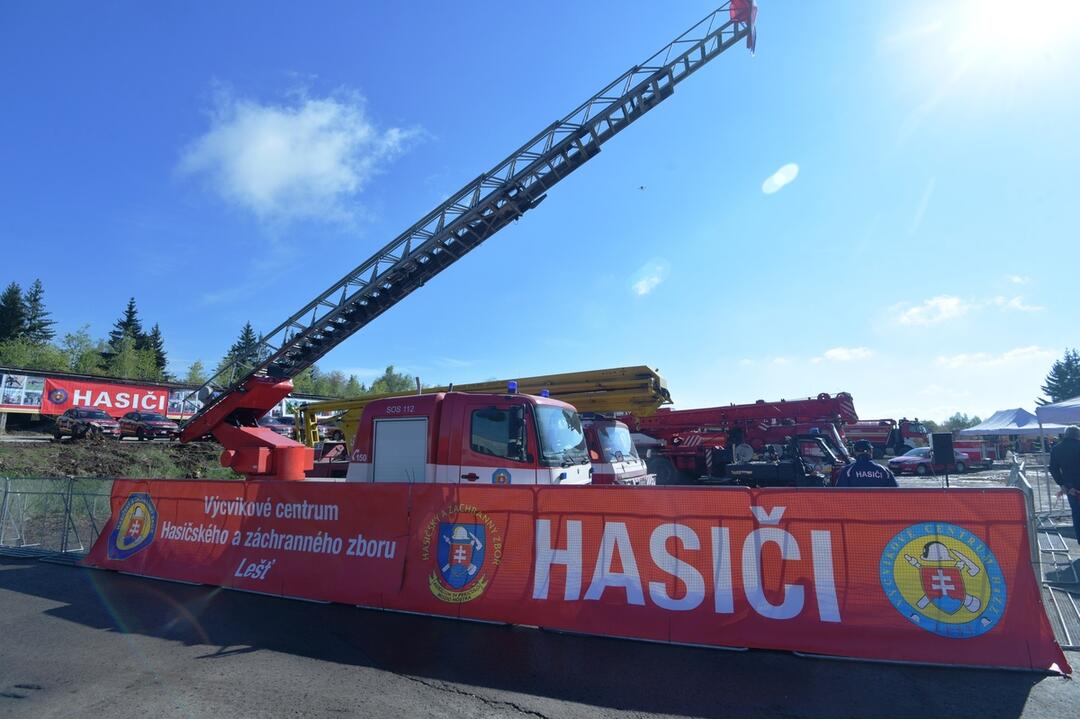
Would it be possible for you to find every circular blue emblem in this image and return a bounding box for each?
[48,388,68,404]
[879,522,1006,638]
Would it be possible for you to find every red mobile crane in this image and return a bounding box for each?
[178,5,758,481]
[626,392,857,485]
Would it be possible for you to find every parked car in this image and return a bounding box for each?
[54,407,120,440]
[119,411,180,440]
[258,414,296,439]
[887,446,971,476]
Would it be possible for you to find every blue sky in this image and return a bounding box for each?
[2,1,1078,421]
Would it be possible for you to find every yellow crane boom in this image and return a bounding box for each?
[297,365,671,448]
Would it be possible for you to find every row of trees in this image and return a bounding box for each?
[3,279,1079,406]
[204,321,415,397]
[0,280,414,398]
[0,282,169,382]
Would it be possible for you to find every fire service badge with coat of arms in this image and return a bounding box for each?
[422,504,503,603]
[879,522,1006,638]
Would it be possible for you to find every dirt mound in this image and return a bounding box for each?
[0,437,238,479]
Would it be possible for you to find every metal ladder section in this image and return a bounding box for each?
[180,4,752,431]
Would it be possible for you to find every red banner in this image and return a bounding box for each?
[84,482,1070,674]
[41,378,169,417]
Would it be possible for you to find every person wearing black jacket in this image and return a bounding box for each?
[1049,425,1080,533]
[835,440,898,487]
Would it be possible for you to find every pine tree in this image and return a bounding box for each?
[22,279,55,344]
[147,323,169,378]
[216,321,262,380]
[108,297,145,352]
[0,282,27,341]
[1039,348,1080,405]
[227,321,260,360]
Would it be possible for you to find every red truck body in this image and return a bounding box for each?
[844,418,929,457]
[582,418,652,485]
[341,392,592,485]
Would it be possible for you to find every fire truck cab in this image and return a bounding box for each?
[344,391,592,485]
[582,417,653,485]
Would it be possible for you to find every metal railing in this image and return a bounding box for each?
[1011,460,1080,649]
[0,477,113,559]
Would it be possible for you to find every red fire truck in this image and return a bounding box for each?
[844,418,929,458]
[625,392,857,486]
[582,417,651,485]
[341,390,592,485]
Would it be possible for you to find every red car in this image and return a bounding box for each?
[53,407,120,440]
[119,411,180,441]
[887,447,971,476]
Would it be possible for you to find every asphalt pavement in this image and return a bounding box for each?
[0,556,1077,718]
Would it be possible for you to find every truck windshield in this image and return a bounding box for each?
[597,424,638,462]
[536,406,588,465]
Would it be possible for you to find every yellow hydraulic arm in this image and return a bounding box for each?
[297,365,671,449]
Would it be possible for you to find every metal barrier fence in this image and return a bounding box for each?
[1010,460,1080,650]
[1014,453,1071,518]
[0,477,114,559]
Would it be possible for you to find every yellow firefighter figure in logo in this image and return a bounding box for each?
[904,540,982,615]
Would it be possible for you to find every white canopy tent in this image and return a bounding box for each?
[1035,395,1080,426]
[957,408,1066,437]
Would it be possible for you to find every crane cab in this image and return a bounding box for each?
[344,391,592,485]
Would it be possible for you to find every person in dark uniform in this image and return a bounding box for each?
[835,439,898,487]
[1049,425,1080,534]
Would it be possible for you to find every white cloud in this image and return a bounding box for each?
[896,295,971,325]
[936,346,1055,370]
[1006,274,1031,285]
[630,258,670,296]
[179,88,415,222]
[761,163,799,195]
[815,346,875,363]
[992,295,1043,312]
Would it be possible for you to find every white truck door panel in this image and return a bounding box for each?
[373,418,429,483]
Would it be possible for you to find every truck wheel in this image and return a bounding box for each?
[648,456,679,485]
[53,429,62,441]
[915,464,929,476]
[137,429,146,441]
[955,462,966,474]
[74,425,88,439]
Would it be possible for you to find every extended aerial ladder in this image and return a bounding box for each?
[296,365,672,450]
[179,3,757,480]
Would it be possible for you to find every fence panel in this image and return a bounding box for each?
[0,477,113,558]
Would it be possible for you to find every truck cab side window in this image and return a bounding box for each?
[471,406,528,462]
